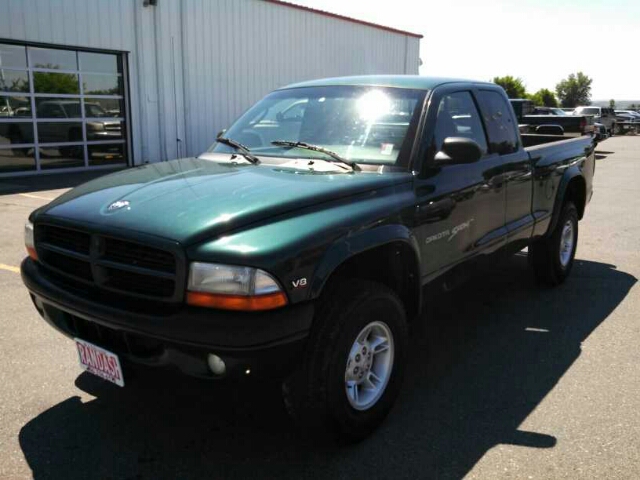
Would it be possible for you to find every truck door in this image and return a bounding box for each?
[476,90,534,243]
[414,87,508,279]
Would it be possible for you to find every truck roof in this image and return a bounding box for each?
[281,75,492,91]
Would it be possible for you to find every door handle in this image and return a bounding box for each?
[416,197,455,221]
[479,173,507,191]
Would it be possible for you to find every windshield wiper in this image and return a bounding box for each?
[216,136,260,164]
[271,140,360,171]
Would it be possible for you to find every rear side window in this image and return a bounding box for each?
[476,90,519,154]
[433,91,488,155]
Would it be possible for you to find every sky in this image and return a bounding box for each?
[292,0,640,101]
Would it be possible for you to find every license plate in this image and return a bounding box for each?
[75,338,125,387]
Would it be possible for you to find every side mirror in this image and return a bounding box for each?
[434,137,483,165]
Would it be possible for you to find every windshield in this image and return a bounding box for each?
[209,86,426,167]
[574,107,600,116]
[551,108,567,115]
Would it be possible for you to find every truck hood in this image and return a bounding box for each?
[39,157,412,245]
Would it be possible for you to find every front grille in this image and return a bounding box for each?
[103,237,175,273]
[40,249,93,281]
[103,267,176,298]
[35,224,181,301]
[39,224,90,254]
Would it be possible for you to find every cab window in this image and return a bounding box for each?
[433,91,488,155]
[476,90,519,155]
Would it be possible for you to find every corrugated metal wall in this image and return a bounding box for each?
[0,0,421,165]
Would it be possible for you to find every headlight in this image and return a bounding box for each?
[186,262,287,311]
[25,221,38,260]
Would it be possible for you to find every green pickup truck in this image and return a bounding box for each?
[21,76,595,441]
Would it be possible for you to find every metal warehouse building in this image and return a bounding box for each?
[0,0,421,177]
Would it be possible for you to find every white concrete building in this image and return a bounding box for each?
[0,0,421,177]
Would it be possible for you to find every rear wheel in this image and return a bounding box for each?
[529,201,578,286]
[282,279,408,442]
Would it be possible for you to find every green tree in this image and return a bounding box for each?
[31,64,79,94]
[555,72,593,108]
[492,76,527,99]
[530,88,559,107]
[609,99,616,108]
[33,71,79,94]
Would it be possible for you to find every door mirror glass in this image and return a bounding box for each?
[434,137,483,165]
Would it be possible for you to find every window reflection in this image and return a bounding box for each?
[0,70,29,93]
[79,52,118,74]
[0,148,36,173]
[0,122,35,145]
[36,98,82,118]
[84,98,124,117]
[87,120,124,141]
[33,72,79,94]
[0,45,127,174]
[37,122,83,144]
[29,47,77,70]
[82,75,122,95]
[39,146,84,169]
[0,44,27,68]
[0,96,31,118]
[88,143,126,166]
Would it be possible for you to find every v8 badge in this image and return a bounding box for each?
[291,277,307,289]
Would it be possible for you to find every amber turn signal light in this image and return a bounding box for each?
[186,291,288,311]
[26,246,38,261]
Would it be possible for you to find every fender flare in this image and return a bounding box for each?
[309,223,422,301]
[547,166,586,236]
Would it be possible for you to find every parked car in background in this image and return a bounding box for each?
[22,76,596,441]
[510,99,594,136]
[615,110,640,122]
[531,107,569,116]
[1,100,123,157]
[573,106,617,136]
[615,112,636,124]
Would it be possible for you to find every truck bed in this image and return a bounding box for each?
[521,133,595,148]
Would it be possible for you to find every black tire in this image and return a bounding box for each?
[529,201,578,286]
[282,279,408,442]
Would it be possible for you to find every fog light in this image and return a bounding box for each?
[207,354,226,376]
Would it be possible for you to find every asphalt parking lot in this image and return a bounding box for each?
[0,136,639,480]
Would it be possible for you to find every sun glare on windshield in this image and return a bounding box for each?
[357,90,393,122]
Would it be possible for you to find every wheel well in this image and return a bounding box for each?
[327,242,421,320]
[565,177,587,219]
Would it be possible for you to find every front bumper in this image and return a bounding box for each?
[21,258,314,380]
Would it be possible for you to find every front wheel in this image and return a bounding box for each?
[282,279,408,442]
[529,201,578,286]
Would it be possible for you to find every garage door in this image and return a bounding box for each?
[0,43,129,176]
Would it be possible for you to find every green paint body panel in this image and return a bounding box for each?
[42,158,412,247]
[28,75,596,319]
